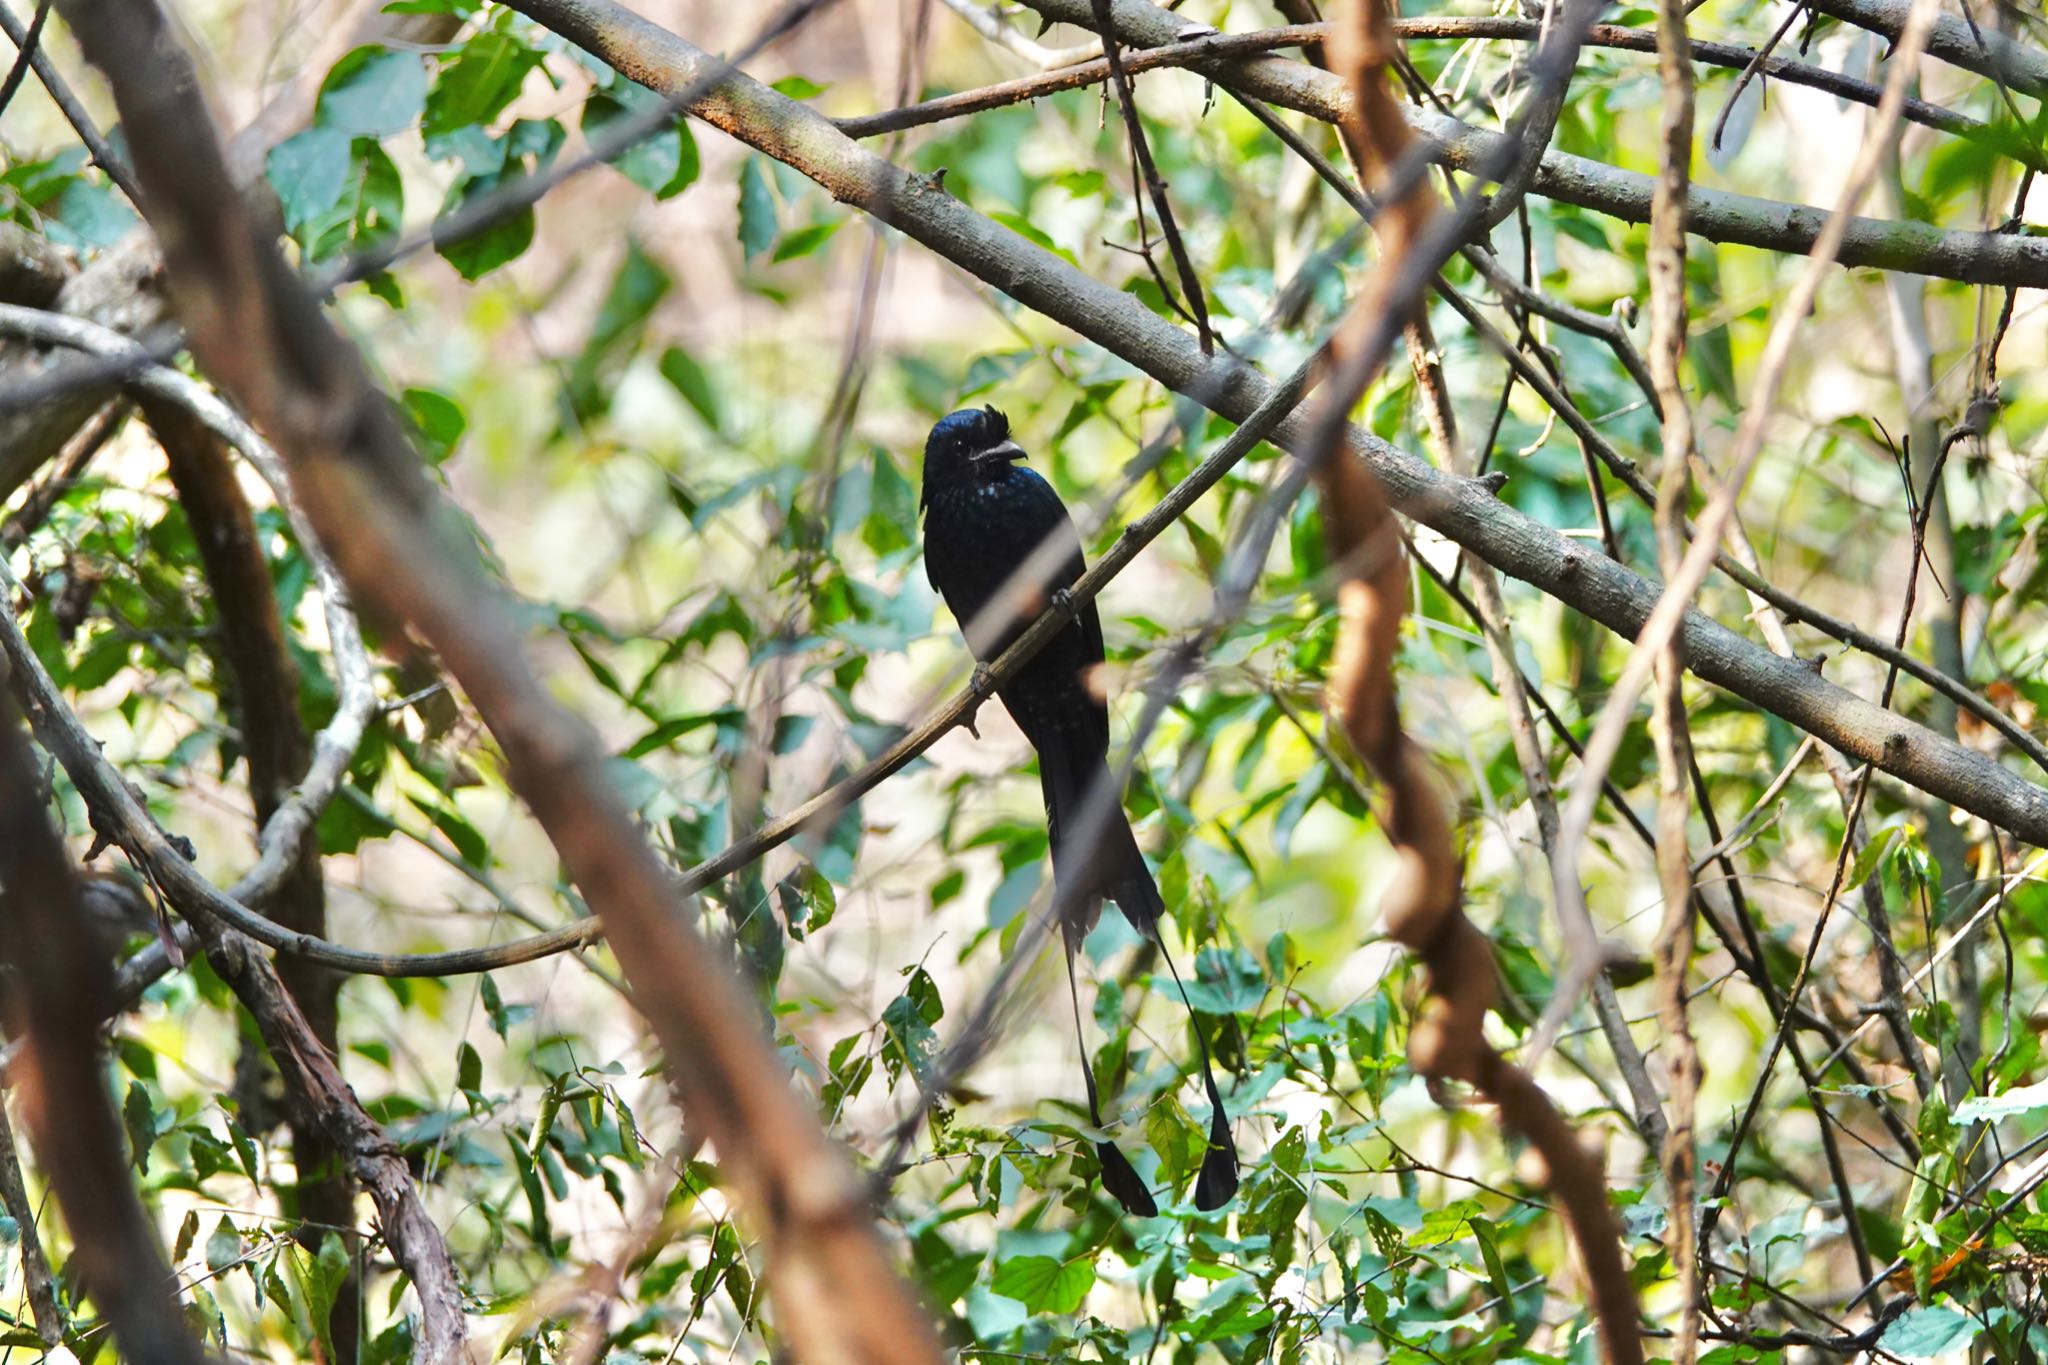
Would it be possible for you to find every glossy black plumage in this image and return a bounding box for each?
[919,405,1238,1215]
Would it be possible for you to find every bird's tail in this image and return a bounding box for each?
[1040,743,1240,1211]
[1038,743,1161,943]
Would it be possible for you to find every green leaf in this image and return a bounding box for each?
[267,127,352,234]
[433,118,561,279]
[173,1210,201,1267]
[303,138,404,261]
[307,1235,350,1359]
[1169,945,1265,1015]
[457,1040,483,1096]
[231,1118,262,1182]
[777,864,836,942]
[770,220,842,263]
[1471,1216,1515,1313]
[1145,1096,1203,1189]
[1362,1206,1407,1298]
[659,122,701,199]
[401,387,467,464]
[882,968,943,1084]
[734,879,785,989]
[436,198,533,280]
[738,156,778,261]
[205,1217,242,1274]
[1955,1079,2048,1124]
[771,75,827,99]
[423,31,540,138]
[317,47,428,137]
[772,714,814,754]
[1190,1290,1275,1342]
[1847,822,1903,890]
[990,1254,1094,1313]
[658,345,722,433]
[414,796,487,867]
[561,238,672,427]
[989,209,1075,263]
[581,90,691,196]
[122,1079,155,1174]
[46,177,136,250]
[1880,1305,1981,1359]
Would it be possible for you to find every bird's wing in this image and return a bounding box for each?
[1012,470,1103,665]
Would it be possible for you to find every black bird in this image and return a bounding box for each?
[919,405,1238,1215]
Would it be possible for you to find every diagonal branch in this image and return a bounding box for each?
[0,695,209,1365]
[1086,0,1213,352]
[1646,0,1702,1356]
[51,4,950,1362]
[1013,0,2048,288]
[502,0,2048,854]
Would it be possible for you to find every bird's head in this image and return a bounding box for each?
[922,405,1026,489]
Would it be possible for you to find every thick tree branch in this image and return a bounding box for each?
[847,18,2042,173]
[1646,0,1702,1355]
[1015,0,2048,287]
[1804,0,2048,95]
[144,397,358,1362]
[0,695,208,1365]
[53,5,951,1363]
[500,0,2048,854]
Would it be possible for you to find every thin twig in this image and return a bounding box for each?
[0,0,139,202]
[0,0,50,125]
[1087,0,1213,352]
[0,1101,63,1345]
[1645,0,1702,1354]
[0,696,208,1365]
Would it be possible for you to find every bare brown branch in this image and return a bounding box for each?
[0,1100,63,1345]
[1299,5,1644,1361]
[144,397,359,1362]
[1646,0,1702,1357]
[0,694,209,1365]
[51,4,950,1361]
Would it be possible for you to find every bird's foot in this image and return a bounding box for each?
[1050,586,1078,620]
[963,661,996,739]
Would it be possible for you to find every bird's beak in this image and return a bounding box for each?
[985,440,1027,464]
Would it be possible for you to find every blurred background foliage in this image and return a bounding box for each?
[4,0,2048,1360]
